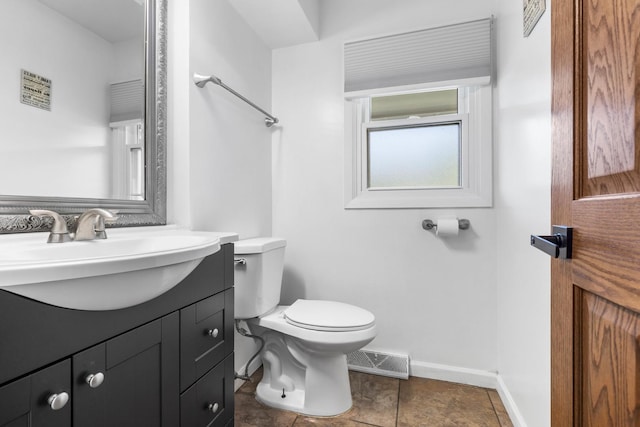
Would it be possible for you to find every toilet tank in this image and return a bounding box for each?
[234,237,286,319]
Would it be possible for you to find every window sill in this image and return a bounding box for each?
[344,187,492,209]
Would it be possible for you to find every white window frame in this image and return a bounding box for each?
[344,80,492,209]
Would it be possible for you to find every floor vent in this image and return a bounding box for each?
[347,349,409,379]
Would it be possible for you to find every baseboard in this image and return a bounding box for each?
[495,375,528,427]
[410,360,528,426]
[409,360,498,389]
[234,356,263,392]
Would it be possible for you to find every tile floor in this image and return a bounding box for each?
[235,368,514,427]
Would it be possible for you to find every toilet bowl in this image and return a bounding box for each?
[234,238,377,416]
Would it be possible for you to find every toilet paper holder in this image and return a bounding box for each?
[422,219,470,231]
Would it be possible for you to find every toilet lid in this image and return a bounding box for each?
[284,300,375,332]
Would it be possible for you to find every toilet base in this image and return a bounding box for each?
[255,353,353,417]
[246,305,377,416]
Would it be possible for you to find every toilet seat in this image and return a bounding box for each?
[284,299,375,332]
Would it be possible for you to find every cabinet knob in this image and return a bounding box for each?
[85,372,105,388]
[47,392,69,410]
[208,402,219,413]
[207,328,219,338]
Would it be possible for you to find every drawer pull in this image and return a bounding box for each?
[207,328,219,338]
[86,372,105,388]
[208,402,219,413]
[47,392,70,410]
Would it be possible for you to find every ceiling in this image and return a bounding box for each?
[38,0,144,44]
[38,0,317,48]
[227,0,321,49]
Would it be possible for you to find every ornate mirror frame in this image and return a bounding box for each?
[0,0,167,233]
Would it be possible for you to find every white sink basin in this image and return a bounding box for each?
[0,226,236,311]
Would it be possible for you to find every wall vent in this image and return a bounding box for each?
[347,349,409,379]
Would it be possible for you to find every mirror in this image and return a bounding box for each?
[0,0,166,233]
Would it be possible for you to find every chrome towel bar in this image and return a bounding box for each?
[193,73,279,127]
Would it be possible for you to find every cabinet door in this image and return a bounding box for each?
[0,359,71,427]
[72,313,179,427]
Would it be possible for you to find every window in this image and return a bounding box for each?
[368,121,461,189]
[345,84,492,208]
[343,18,493,209]
[111,120,145,200]
[367,89,462,189]
[109,80,145,201]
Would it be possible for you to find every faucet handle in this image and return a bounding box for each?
[93,209,118,239]
[29,209,72,243]
[75,208,118,241]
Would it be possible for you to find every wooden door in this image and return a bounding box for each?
[552,0,640,425]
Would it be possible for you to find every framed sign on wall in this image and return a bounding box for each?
[20,69,51,111]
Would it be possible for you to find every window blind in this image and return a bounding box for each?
[344,18,492,94]
[110,79,144,122]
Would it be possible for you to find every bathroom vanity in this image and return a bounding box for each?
[0,242,235,427]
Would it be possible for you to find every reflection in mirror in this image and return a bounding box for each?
[0,0,166,232]
[1,0,144,200]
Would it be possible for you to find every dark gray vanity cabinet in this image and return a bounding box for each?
[0,242,235,427]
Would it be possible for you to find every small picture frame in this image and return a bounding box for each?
[523,0,546,37]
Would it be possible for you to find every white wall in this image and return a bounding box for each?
[168,0,273,238]
[112,38,144,83]
[494,1,551,426]
[272,0,498,376]
[167,1,553,424]
[0,0,113,199]
[188,0,273,237]
[168,0,273,387]
[167,0,191,226]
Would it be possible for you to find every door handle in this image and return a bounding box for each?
[530,226,573,259]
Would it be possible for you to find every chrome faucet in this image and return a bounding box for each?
[29,209,72,243]
[30,208,118,243]
[74,208,118,241]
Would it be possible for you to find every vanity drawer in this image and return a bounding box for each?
[180,354,234,427]
[180,288,234,391]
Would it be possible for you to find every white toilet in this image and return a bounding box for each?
[234,237,377,416]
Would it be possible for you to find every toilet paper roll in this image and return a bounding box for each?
[436,218,459,237]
